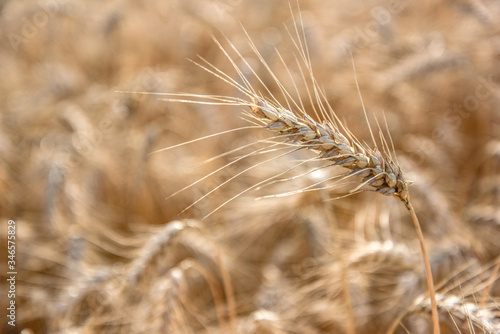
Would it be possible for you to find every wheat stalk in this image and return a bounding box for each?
[128,220,237,332]
[139,7,441,331]
[155,33,442,334]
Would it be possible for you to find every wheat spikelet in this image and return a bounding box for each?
[238,310,288,334]
[248,98,410,204]
[294,239,422,333]
[127,220,201,287]
[393,257,500,333]
[421,294,500,333]
[47,219,237,333]
[378,49,465,89]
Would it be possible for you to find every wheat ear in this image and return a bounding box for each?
[248,98,410,202]
[249,98,440,334]
[155,14,439,331]
[422,294,499,333]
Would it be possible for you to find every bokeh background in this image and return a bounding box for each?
[1,0,499,333]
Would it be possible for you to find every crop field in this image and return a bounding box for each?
[1,0,499,333]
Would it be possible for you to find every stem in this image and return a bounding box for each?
[481,260,500,303]
[323,195,356,334]
[407,201,440,334]
[215,250,237,333]
[188,261,227,332]
[329,212,356,334]
[342,259,356,334]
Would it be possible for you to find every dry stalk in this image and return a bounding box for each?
[127,220,236,333]
[481,260,500,302]
[407,202,440,334]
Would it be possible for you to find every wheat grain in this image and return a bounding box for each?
[391,256,500,333]
[414,294,500,333]
[248,98,411,204]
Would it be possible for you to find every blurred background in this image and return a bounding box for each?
[1,0,499,333]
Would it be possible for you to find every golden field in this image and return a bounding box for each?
[1,0,499,333]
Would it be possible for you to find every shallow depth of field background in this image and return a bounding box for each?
[1,0,499,333]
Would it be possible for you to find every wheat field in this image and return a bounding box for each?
[1,0,499,333]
